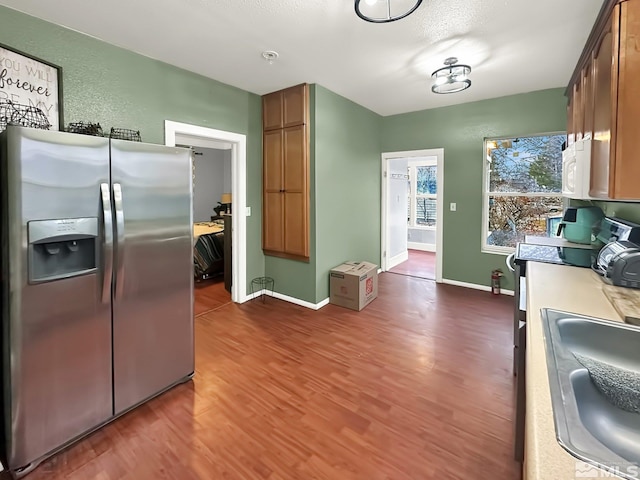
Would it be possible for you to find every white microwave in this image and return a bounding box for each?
[562,138,592,199]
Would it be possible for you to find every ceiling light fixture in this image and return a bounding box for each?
[431,57,472,94]
[262,50,279,65]
[355,0,423,23]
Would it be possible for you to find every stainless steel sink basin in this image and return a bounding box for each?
[542,309,640,477]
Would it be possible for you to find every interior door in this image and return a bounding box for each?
[386,158,409,269]
[110,139,194,414]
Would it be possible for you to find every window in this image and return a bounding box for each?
[408,159,437,228]
[482,133,565,253]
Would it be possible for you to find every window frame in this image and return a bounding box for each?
[408,158,437,230]
[481,132,566,255]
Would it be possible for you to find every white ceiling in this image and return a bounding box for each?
[0,0,604,116]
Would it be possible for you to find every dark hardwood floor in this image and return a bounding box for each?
[194,277,232,316]
[25,273,518,479]
[389,250,435,279]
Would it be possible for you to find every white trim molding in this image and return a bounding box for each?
[164,120,248,303]
[442,278,514,296]
[381,148,444,283]
[248,290,331,310]
[387,251,409,270]
[407,242,436,252]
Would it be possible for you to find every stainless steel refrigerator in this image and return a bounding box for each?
[0,126,194,475]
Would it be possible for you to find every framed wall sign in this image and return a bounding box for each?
[0,43,63,131]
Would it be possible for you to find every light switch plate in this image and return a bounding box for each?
[450,202,457,212]
[246,207,251,216]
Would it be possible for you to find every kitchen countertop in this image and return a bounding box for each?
[524,235,592,249]
[525,262,623,479]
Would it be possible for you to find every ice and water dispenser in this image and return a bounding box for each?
[28,217,99,283]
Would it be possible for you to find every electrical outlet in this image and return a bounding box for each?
[450,202,457,212]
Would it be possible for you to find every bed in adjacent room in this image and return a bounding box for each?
[193,220,225,280]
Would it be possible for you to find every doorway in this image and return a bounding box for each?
[189,146,233,315]
[381,149,444,282]
[164,120,248,306]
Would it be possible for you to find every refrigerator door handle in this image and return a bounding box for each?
[100,183,114,304]
[113,183,126,300]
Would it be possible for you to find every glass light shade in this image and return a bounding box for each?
[431,62,472,94]
[355,0,423,23]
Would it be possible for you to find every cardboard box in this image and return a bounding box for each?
[329,261,378,311]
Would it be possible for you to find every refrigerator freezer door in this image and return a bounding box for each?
[2,127,113,470]
[110,139,194,414]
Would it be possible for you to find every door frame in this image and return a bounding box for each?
[381,148,444,282]
[164,120,248,303]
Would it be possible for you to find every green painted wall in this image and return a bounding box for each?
[0,6,578,298]
[594,202,640,224]
[382,88,568,290]
[263,86,318,303]
[314,85,382,302]
[0,6,265,290]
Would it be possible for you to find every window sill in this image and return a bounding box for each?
[409,225,436,231]
[481,247,514,256]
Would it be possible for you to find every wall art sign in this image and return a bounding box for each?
[0,43,63,131]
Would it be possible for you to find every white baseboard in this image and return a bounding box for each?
[387,251,408,269]
[407,243,436,252]
[243,289,330,310]
[442,278,514,296]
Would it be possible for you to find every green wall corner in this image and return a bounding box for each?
[382,88,568,290]
[0,5,265,292]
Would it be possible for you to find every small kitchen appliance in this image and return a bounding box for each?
[556,206,604,244]
[594,240,640,288]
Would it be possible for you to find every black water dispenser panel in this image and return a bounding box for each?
[28,218,99,283]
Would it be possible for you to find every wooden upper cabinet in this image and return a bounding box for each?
[567,99,575,147]
[263,93,283,131]
[582,60,595,140]
[262,84,310,261]
[614,0,640,198]
[262,84,308,131]
[568,0,640,200]
[572,81,584,142]
[283,85,307,127]
[590,5,618,198]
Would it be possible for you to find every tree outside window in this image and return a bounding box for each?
[483,134,565,251]
[407,160,437,228]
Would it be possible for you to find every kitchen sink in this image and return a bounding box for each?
[542,309,640,477]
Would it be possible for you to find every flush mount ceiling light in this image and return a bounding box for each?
[355,0,423,23]
[431,57,472,94]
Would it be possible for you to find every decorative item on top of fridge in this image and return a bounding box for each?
[109,127,141,142]
[65,121,104,137]
[0,100,51,132]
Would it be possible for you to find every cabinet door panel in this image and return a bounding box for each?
[263,192,284,252]
[590,6,619,199]
[582,61,594,139]
[283,84,307,127]
[567,101,575,147]
[263,92,283,131]
[573,82,584,141]
[615,0,640,198]
[283,125,306,192]
[284,192,308,257]
[264,130,283,192]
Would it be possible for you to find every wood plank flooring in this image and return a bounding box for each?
[388,250,435,279]
[24,273,519,479]
[194,277,231,316]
